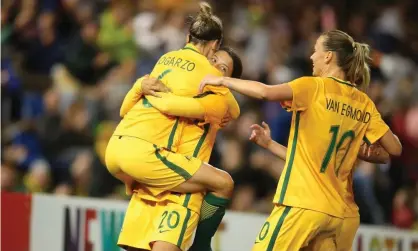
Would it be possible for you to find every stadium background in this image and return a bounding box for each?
[1,0,418,248]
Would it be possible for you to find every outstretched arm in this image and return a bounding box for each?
[145,77,240,125]
[200,76,293,101]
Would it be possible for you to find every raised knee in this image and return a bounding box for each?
[218,170,234,195]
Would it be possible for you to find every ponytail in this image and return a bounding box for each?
[322,30,372,92]
[349,42,371,91]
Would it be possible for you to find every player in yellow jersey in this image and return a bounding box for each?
[248,121,390,251]
[199,30,402,250]
[117,47,243,251]
[106,3,240,251]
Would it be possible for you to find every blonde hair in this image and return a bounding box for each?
[188,2,223,43]
[322,30,372,91]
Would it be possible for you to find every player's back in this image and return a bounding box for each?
[275,76,388,218]
[113,44,222,151]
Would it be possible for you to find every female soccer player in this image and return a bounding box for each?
[106,3,240,251]
[199,30,402,250]
[248,121,389,251]
[118,46,243,251]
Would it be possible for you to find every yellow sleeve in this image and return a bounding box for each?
[225,91,240,119]
[146,92,228,125]
[364,104,390,144]
[146,93,206,119]
[283,77,319,111]
[202,85,240,119]
[120,77,144,117]
[195,93,228,125]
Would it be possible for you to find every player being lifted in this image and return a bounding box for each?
[106,3,240,251]
[200,30,402,250]
[117,47,243,251]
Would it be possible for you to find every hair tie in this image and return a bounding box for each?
[352,42,356,51]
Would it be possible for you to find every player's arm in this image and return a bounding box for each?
[146,93,206,120]
[357,142,390,164]
[203,85,240,119]
[144,77,238,123]
[146,92,229,125]
[120,77,144,117]
[377,132,402,157]
[200,76,319,111]
[119,75,171,117]
[200,75,292,101]
[249,122,287,160]
[365,104,402,156]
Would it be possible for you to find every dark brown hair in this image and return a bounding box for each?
[188,2,223,45]
[219,46,243,78]
[322,30,372,91]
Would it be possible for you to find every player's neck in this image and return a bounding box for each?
[194,44,208,56]
[321,67,346,82]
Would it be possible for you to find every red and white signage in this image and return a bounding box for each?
[2,192,418,251]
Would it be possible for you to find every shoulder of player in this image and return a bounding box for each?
[201,85,231,96]
[288,76,322,85]
[358,91,377,110]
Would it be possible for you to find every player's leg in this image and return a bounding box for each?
[151,242,181,251]
[301,236,337,251]
[169,163,233,251]
[301,214,344,251]
[171,162,234,198]
[336,217,359,251]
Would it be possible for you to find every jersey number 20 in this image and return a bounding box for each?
[320,125,355,176]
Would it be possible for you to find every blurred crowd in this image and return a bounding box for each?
[1,0,418,230]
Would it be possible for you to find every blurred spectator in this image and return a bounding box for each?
[392,188,414,229]
[354,161,385,225]
[1,163,20,191]
[22,11,64,75]
[1,58,22,124]
[97,1,137,78]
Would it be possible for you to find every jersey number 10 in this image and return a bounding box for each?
[320,125,355,176]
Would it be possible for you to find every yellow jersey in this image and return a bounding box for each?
[275,76,389,218]
[113,43,222,152]
[344,170,358,217]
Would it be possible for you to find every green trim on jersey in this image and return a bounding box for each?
[177,208,192,247]
[278,111,301,204]
[167,118,179,151]
[328,76,356,87]
[267,206,291,251]
[193,124,210,158]
[158,69,172,80]
[363,136,371,145]
[182,46,200,54]
[153,145,192,180]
